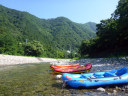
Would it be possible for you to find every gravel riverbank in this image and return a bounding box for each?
[0,54,128,70]
[0,54,70,66]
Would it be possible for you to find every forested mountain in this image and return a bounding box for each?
[79,0,128,58]
[86,22,97,32]
[47,17,96,50]
[0,5,96,58]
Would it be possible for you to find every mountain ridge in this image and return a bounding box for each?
[0,5,96,57]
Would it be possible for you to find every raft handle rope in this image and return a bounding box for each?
[62,78,92,88]
[62,75,123,88]
[87,78,92,82]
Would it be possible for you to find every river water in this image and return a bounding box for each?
[0,60,128,96]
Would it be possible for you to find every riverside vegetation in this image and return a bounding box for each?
[79,0,128,58]
[0,4,96,58]
[0,0,128,59]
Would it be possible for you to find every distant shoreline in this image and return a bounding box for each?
[0,54,128,69]
[0,54,70,66]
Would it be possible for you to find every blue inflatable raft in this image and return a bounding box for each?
[62,67,128,88]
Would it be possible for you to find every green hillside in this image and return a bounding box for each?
[79,0,128,58]
[85,22,97,32]
[0,5,96,58]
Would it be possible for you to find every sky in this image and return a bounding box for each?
[0,0,119,23]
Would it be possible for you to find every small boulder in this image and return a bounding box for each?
[113,90,117,95]
[96,87,106,92]
[55,75,62,79]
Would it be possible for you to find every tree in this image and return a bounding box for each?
[79,0,128,57]
[79,39,90,57]
[114,0,128,53]
[0,34,17,55]
[24,40,43,56]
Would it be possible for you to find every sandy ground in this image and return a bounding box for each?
[0,54,70,66]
